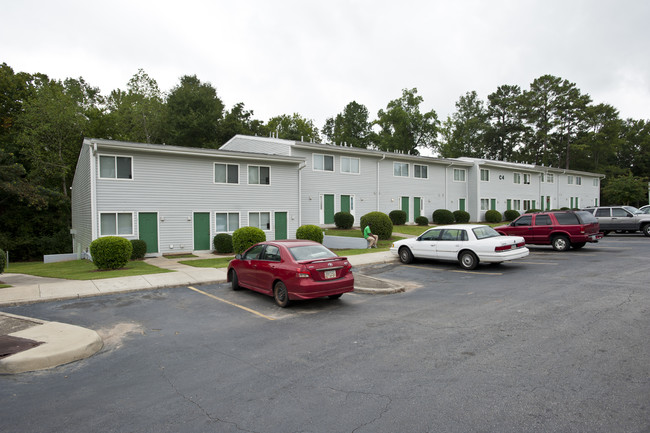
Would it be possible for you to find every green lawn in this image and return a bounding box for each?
[5,260,173,280]
[178,257,233,268]
[0,284,11,289]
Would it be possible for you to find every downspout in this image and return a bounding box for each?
[377,154,386,210]
[297,161,306,227]
[90,141,98,251]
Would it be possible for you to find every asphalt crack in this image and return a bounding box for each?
[323,386,393,433]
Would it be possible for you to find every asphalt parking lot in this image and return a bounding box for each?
[1,235,649,432]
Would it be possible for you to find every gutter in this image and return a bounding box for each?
[297,162,306,227]
[377,154,386,210]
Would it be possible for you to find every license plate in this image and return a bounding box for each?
[324,270,336,279]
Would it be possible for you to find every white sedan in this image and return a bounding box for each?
[390,224,529,270]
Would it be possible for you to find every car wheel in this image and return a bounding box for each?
[230,269,240,291]
[551,235,570,251]
[642,225,650,237]
[328,294,343,300]
[398,247,414,264]
[571,242,586,250]
[602,230,610,236]
[458,251,478,270]
[273,281,290,308]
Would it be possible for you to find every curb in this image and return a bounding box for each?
[354,274,405,295]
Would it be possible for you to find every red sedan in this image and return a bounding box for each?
[227,240,354,307]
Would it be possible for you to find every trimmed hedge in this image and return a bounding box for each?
[485,210,503,223]
[232,227,266,254]
[389,210,407,226]
[90,236,133,270]
[415,216,429,226]
[432,209,454,224]
[130,239,147,260]
[0,249,6,274]
[359,212,393,240]
[334,212,354,229]
[213,233,234,254]
[503,210,520,221]
[296,225,324,243]
[453,210,470,223]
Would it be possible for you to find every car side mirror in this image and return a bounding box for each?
[235,254,242,260]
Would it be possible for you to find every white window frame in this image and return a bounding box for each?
[480,169,490,182]
[453,168,466,182]
[313,154,334,172]
[576,176,582,185]
[393,162,409,177]
[248,211,271,231]
[541,173,545,183]
[480,198,490,211]
[547,173,555,183]
[215,212,240,233]
[99,154,133,180]
[340,156,360,175]
[414,164,428,179]
[593,178,599,186]
[99,212,134,236]
[523,173,531,184]
[513,199,521,211]
[214,163,239,184]
[513,172,521,184]
[567,175,574,185]
[523,200,532,211]
[247,165,271,185]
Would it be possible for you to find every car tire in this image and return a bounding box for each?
[398,247,414,264]
[602,230,610,236]
[571,242,586,250]
[458,251,478,270]
[328,294,343,300]
[273,281,290,308]
[642,225,650,237]
[551,235,570,251]
[230,269,241,291]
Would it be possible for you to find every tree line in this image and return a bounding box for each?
[1,63,648,260]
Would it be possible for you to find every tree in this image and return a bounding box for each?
[572,103,622,172]
[440,91,489,158]
[375,88,439,155]
[266,113,320,142]
[165,75,224,148]
[602,172,648,206]
[322,101,373,148]
[618,119,650,179]
[485,84,527,161]
[216,102,265,146]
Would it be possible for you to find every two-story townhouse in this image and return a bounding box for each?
[544,168,602,209]
[71,138,303,257]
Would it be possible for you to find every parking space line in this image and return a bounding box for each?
[517,261,559,265]
[187,286,275,321]
[401,264,502,275]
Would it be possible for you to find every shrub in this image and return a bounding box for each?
[415,216,429,226]
[560,207,570,210]
[213,233,234,254]
[90,236,133,270]
[453,210,470,223]
[0,249,6,274]
[296,225,324,243]
[389,210,407,226]
[359,212,393,240]
[334,212,354,229]
[130,239,147,260]
[232,227,266,254]
[432,209,454,224]
[484,210,503,223]
[525,209,542,214]
[503,210,521,221]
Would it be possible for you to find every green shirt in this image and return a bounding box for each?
[363,226,371,239]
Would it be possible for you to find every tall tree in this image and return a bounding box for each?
[618,118,650,179]
[375,88,439,155]
[322,101,373,148]
[573,103,622,172]
[266,113,320,142]
[602,172,648,206]
[485,84,527,161]
[215,102,265,145]
[165,75,224,148]
[441,91,489,158]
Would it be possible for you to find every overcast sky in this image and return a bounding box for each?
[3,0,650,135]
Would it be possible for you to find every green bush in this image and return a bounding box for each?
[432,209,454,224]
[503,210,521,221]
[296,225,324,243]
[130,239,147,260]
[389,210,407,226]
[525,209,542,213]
[232,227,266,254]
[485,210,503,223]
[453,210,470,223]
[334,212,354,229]
[560,207,570,210]
[359,212,393,240]
[213,233,234,254]
[415,216,429,226]
[0,249,6,274]
[90,236,133,270]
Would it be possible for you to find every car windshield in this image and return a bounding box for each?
[472,226,500,240]
[289,245,338,261]
[623,206,641,214]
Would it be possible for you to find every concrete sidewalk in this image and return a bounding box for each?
[0,250,399,374]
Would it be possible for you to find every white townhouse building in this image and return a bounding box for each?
[70,136,604,256]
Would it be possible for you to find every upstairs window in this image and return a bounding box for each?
[576,176,582,185]
[313,154,334,172]
[414,164,428,179]
[513,173,521,184]
[453,168,466,182]
[523,173,531,184]
[248,165,270,185]
[341,156,360,174]
[99,155,132,179]
[480,169,490,182]
[567,175,574,185]
[394,162,409,177]
[546,173,554,183]
[215,163,239,184]
[593,178,599,186]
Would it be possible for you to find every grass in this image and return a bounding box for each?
[0,284,11,288]
[178,257,233,268]
[164,253,197,259]
[5,260,173,280]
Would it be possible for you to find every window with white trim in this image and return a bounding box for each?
[248,165,270,185]
[576,176,582,185]
[513,199,521,211]
[567,175,574,185]
[249,212,271,230]
[523,200,532,210]
[414,164,428,179]
[394,162,409,177]
[453,168,466,182]
[215,212,239,232]
[541,173,545,183]
[513,173,521,184]
[547,173,554,183]
[341,156,360,174]
[100,212,133,236]
[480,169,490,182]
[313,154,334,172]
[215,163,239,184]
[480,198,490,211]
[593,178,599,186]
[99,155,132,179]
[523,173,531,184]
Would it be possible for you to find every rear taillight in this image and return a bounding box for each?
[495,245,511,252]
[296,266,310,278]
[516,242,525,248]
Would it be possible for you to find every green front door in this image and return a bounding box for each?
[459,198,466,212]
[274,212,287,240]
[401,196,409,222]
[490,199,496,211]
[414,197,421,219]
[138,212,158,254]
[507,199,512,211]
[193,212,210,250]
[323,194,335,224]
[340,195,351,213]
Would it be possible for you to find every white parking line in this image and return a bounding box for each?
[187,286,275,321]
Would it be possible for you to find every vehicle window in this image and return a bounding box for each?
[534,214,552,226]
[262,245,281,261]
[595,208,610,217]
[612,208,629,217]
[441,229,461,240]
[554,213,579,225]
[581,208,595,215]
[623,206,640,214]
[472,226,500,240]
[288,245,337,261]
[243,244,265,260]
[575,211,598,224]
[514,215,532,226]
[420,229,442,241]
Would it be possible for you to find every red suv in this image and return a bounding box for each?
[495,211,603,251]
